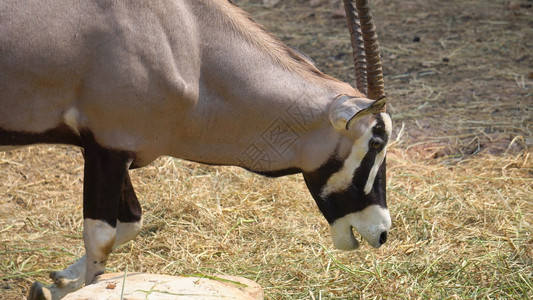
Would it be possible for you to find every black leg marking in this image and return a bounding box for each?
[81,132,134,227]
[118,172,142,223]
[80,131,134,284]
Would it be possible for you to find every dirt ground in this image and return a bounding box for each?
[0,0,531,299]
[241,0,532,158]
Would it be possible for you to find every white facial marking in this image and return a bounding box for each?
[320,120,377,198]
[363,148,386,195]
[63,107,80,135]
[330,205,391,249]
[362,113,392,194]
[382,113,392,135]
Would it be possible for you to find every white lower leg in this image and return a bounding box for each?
[113,218,143,248]
[83,219,116,284]
[31,219,143,299]
[83,218,143,284]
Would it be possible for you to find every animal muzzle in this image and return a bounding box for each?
[329,205,391,250]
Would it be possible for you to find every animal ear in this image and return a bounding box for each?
[329,96,386,130]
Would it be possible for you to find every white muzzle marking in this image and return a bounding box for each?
[330,205,391,250]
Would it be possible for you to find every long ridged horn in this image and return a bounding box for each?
[343,0,385,101]
[343,0,367,96]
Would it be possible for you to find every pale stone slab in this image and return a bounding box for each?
[63,273,263,300]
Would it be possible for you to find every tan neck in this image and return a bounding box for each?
[162,0,359,172]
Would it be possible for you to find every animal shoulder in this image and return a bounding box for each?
[194,0,331,80]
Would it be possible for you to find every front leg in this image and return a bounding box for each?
[29,173,143,300]
[81,133,133,285]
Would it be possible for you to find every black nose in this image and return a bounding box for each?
[379,231,388,245]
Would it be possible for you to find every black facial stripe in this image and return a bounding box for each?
[352,114,388,190]
[375,157,387,208]
[326,157,387,222]
[302,115,390,223]
[353,147,379,191]
[372,114,389,143]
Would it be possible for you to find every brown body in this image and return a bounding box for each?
[1,0,353,170]
[0,1,392,299]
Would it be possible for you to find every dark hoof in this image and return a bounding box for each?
[49,271,61,286]
[28,282,52,300]
[49,271,70,288]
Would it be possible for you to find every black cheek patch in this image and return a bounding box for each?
[302,155,344,223]
[301,113,390,224]
[322,161,386,223]
[320,186,369,222]
[372,158,387,208]
[318,144,388,223]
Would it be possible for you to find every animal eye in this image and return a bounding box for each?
[369,139,383,149]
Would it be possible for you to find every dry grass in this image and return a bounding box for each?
[1,147,531,299]
[1,0,532,299]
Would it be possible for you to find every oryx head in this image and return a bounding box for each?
[304,0,391,250]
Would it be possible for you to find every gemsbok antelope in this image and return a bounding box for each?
[0,0,392,298]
